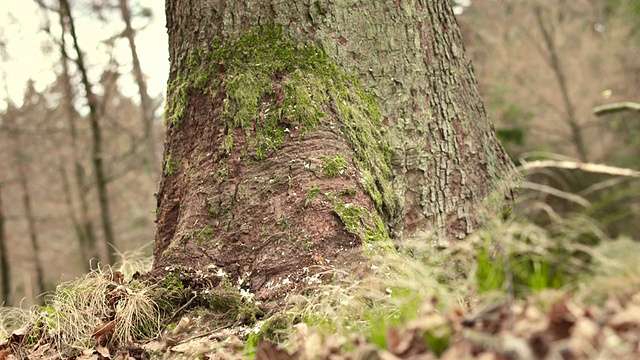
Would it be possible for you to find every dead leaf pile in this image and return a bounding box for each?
[253,289,640,360]
[2,288,640,359]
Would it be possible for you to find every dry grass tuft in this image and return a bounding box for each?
[113,243,154,280]
[0,306,30,342]
[0,252,160,357]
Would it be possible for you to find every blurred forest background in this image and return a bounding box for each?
[0,0,639,306]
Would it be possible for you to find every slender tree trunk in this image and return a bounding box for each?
[60,0,117,265]
[154,0,518,299]
[0,183,10,306]
[14,149,46,302]
[534,6,588,162]
[118,0,157,167]
[57,2,101,268]
[58,162,91,270]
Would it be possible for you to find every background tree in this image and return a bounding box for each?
[153,0,518,299]
[0,0,163,304]
[117,0,157,167]
[0,183,9,306]
[458,0,640,238]
[59,0,118,265]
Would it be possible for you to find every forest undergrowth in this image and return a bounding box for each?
[1,162,640,359]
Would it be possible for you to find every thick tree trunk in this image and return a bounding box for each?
[154,0,518,299]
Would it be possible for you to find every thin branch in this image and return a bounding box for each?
[593,102,640,116]
[519,160,640,178]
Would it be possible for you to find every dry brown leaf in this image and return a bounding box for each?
[0,349,11,360]
[95,345,111,359]
[172,316,193,335]
[92,320,116,345]
[607,305,640,331]
[546,297,576,341]
[76,349,99,360]
[255,340,294,360]
[387,326,431,358]
[378,350,402,360]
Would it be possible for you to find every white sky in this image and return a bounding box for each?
[0,1,169,110]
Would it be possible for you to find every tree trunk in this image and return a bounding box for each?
[15,146,46,302]
[118,0,158,167]
[57,2,101,267]
[0,183,10,306]
[153,0,519,299]
[61,0,118,265]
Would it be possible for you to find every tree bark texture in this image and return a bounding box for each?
[154,0,518,299]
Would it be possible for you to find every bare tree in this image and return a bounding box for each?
[59,0,117,264]
[4,88,48,301]
[117,0,157,166]
[55,1,101,267]
[15,149,46,301]
[0,182,10,306]
[533,5,588,162]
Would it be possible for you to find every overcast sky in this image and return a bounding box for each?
[0,1,169,110]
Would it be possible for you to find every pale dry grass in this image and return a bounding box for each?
[113,242,154,280]
[273,207,631,352]
[0,306,30,342]
[0,253,160,356]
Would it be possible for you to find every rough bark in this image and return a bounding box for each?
[0,184,10,306]
[60,0,117,264]
[154,0,519,299]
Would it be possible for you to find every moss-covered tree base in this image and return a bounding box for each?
[153,26,396,300]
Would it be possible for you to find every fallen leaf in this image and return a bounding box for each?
[547,297,576,340]
[255,340,293,360]
[172,316,193,335]
[92,320,116,344]
[608,305,640,331]
[0,349,11,360]
[96,345,111,359]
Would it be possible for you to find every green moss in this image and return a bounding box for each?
[182,226,215,244]
[305,183,322,207]
[165,24,396,221]
[212,162,230,183]
[276,213,290,230]
[332,200,395,256]
[164,153,177,176]
[253,313,290,344]
[153,274,186,312]
[338,188,357,197]
[196,226,215,244]
[321,155,348,178]
[220,133,234,155]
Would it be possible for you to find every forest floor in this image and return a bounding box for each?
[2,218,640,359]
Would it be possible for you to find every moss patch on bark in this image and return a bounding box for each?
[164,25,397,239]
